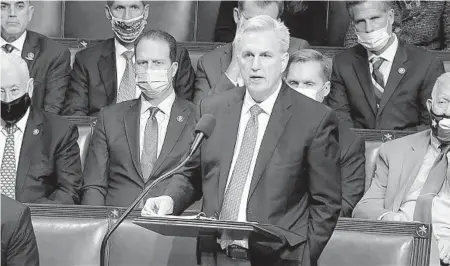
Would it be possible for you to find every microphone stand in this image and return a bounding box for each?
[99,154,192,266]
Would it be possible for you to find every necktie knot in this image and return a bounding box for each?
[249,104,264,117]
[5,124,19,135]
[2,43,15,53]
[370,57,385,71]
[148,107,160,119]
[122,50,134,61]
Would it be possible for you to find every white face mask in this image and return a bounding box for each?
[439,118,450,130]
[289,85,326,102]
[136,66,172,99]
[355,20,391,52]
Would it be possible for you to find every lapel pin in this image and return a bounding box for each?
[394,27,401,33]
[398,67,406,74]
[177,116,184,122]
[25,52,34,60]
[80,40,88,48]
[33,129,39,135]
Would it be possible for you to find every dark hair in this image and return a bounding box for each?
[287,49,332,82]
[135,30,177,63]
[106,1,148,8]
[346,1,392,19]
[237,1,284,19]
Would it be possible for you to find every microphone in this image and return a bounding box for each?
[189,114,216,156]
[100,114,216,266]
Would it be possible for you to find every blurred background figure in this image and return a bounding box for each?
[344,1,450,51]
[214,0,328,46]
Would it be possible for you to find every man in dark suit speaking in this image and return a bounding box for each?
[327,1,444,131]
[62,0,195,116]
[0,54,82,204]
[143,15,341,266]
[1,0,71,114]
[82,30,197,207]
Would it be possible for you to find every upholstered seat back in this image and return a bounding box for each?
[65,116,96,170]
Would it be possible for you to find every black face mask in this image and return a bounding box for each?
[430,108,450,144]
[1,93,31,125]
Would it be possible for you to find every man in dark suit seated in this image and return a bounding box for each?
[82,30,197,207]
[353,73,450,266]
[1,54,82,204]
[62,0,195,117]
[193,0,310,104]
[326,1,445,131]
[143,15,341,266]
[1,194,39,266]
[1,0,71,114]
[285,49,365,217]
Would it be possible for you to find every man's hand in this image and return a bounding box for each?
[225,40,242,85]
[141,196,174,216]
[381,211,409,222]
[439,238,450,265]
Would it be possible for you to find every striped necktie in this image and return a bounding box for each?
[370,57,386,107]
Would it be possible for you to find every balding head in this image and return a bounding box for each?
[1,53,33,102]
[427,73,450,116]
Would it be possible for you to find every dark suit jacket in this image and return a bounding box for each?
[327,42,445,130]
[165,85,341,266]
[15,107,82,204]
[81,96,197,207]
[338,125,365,217]
[193,40,310,103]
[23,30,71,114]
[62,38,195,116]
[1,195,39,266]
[214,1,328,45]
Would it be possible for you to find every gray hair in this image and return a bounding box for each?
[1,54,30,81]
[234,15,290,53]
[346,1,393,19]
[432,73,450,100]
[288,49,332,81]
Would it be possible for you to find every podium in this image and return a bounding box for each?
[133,214,281,242]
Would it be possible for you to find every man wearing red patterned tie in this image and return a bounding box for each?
[0,54,82,204]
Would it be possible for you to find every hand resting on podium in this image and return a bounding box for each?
[141,196,174,216]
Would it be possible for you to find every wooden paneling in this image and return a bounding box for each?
[27,1,63,37]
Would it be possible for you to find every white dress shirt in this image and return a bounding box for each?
[0,108,31,169]
[139,91,176,159]
[0,30,27,57]
[114,39,141,99]
[224,82,282,248]
[368,34,399,90]
[399,134,450,240]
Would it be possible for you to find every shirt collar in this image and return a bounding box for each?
[140,90,176,116]
[242,81,282,117]
[114,39,134,58]
[1,107,30,133]
[0,30,27,53]
[368,34,398,63]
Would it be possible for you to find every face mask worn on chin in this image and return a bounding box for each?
[137,67,172,99]
[355,20,391,52]
[289,85,326,102]
[430,109,450,144]
[108,9,147,43]
[1,93,31,125]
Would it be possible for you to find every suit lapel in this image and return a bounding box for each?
[392,130,430,211]
[150,97,190,179]
[98,39,117,105]
[220,43,233,75]
[16,108,44,195]
[353,46,377,116]
[21,31,40,72]
[248,85,292,200]
[218,88,245,207]
[124,100,144,185]
[377,43,408,115]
